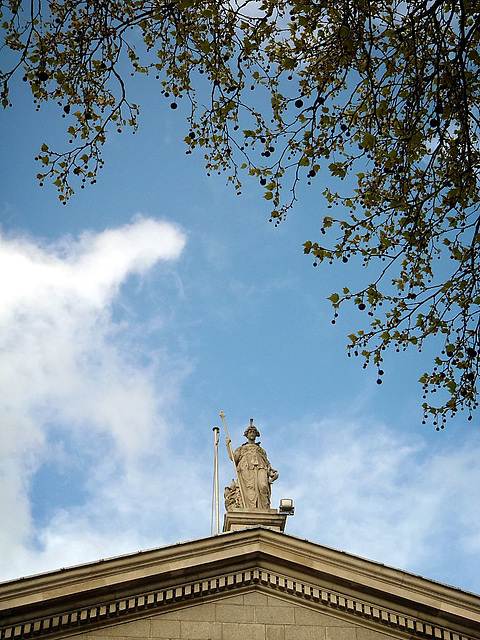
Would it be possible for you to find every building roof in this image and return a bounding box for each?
[1,528,479,640]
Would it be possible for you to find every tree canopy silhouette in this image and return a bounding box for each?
[2,0,480,428]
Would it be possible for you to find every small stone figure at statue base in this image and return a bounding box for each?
[224,480,242,511]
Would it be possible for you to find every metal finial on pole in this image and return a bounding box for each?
[219,411,247,508]
[211,426,220,535]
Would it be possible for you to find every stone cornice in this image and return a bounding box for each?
[248,530,480,625]
[1,529,478,638]
[1,567,478,640]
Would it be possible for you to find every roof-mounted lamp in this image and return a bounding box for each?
[279,498,295,516]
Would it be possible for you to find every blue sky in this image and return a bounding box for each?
[0,58,479,595]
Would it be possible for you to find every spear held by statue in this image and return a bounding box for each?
[219,410,247,508]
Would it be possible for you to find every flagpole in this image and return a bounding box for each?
[212,426,220,534]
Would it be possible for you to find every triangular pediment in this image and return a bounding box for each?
[1,528,479,640]
[56,591,402,640]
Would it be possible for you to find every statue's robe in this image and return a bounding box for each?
[234,443,273,509]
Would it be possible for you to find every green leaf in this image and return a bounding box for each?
[361,133,375,150]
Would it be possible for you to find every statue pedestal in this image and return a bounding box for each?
[223,509,287,533]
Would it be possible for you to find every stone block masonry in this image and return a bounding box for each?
[82,592,396,640]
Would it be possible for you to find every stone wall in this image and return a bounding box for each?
[80,591,394,640]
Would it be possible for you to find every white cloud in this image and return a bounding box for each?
[0,217,185,311]
[0,217,194,580]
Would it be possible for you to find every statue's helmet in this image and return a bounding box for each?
[244,418,260,439]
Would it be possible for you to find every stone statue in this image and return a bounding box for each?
[225,419,278,511]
